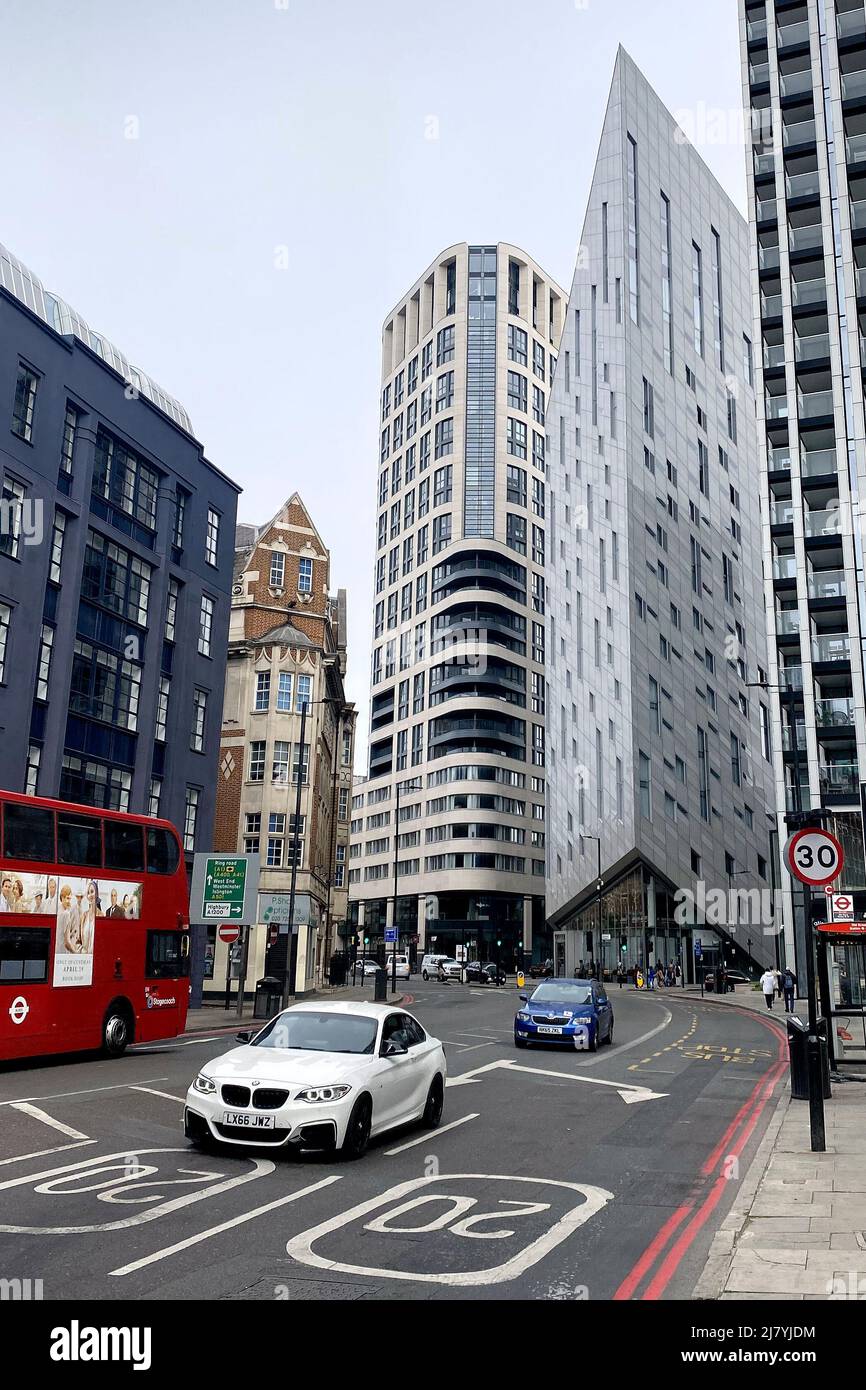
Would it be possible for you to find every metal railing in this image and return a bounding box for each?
[791,275,827,305]
[815,697,856,728]
[808,568,846,599]
[812,633,851,662]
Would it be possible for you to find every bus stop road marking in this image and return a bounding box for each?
[0,1079,171,1108]
[108,1174,343,1277]
[0,1140,97,1168]
[10,1102,89,1140]
[385,1114,479,1156]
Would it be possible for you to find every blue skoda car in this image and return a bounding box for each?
[514,978,614,1051]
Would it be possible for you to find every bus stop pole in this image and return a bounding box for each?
[802,879,826,1153]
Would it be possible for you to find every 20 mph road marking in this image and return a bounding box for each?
[446,1059,667,1104]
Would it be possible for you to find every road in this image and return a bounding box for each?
[0,982,787,1301]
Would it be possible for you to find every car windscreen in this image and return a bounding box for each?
[253,1011,378,1054]
[530,983,593,1005]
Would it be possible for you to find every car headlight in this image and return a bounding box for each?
[573,1016,593,1025]
[295,1085,352,1103]
[516,1011,530,1021]
[193,1074,216,1094]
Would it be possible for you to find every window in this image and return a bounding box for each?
[205,508,220,566]
[532,478,545,518]
[342,728,352,764]
[507,513,527,555]
[532,385,545,425]
[639,751,651,818]
[661,192,673,373]
[267,837,284,868]
[60,403,79,476]
[165,576,180,641]
[507,465,527,507]
[296,673,312,712]
[437,326,455,364]
[0,476,25,558]
[532,431,545,473]
[269,551,285,587]
[743,334,753,386]
[731,731,741,786]
[691,241,704,356]
[255,671,271,711]
[191,689,207,752]
[508,259,520,315]
[272,740,290,783]
[249,740,266,781]
[36,624,53,701]
[432,514,452,554]
[508,324,528,365]
[507,418,527,458]
[298,556,313,593]
[12,365,38,442]
[173,487,187,549]
[277,671,293,710]
[338,787,349,819]
[508,371,527,412]
[711,228,724,371]
[0,927,49,982]
[92,427,159,531]
[148,778,161,817]
[183,788,199,851]
[627,135,640,324]
[643,377,654,437]
[421,341,432,379]
[25,742,40,796]
[434,419,453,459]
[105,820,145,872]
[433,464,452,506]
[292,741,310,784]
[532,341,545,381]
[70,640,141,731]
[155,675,170,741]
[198,594,214,655]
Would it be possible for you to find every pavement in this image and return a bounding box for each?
[0,983,794,1301]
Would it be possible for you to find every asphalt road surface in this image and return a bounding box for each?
[0,983,787,1301]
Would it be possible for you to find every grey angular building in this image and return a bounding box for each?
[545,50,777,981]
[0,241,239,885]
[740,0,866,984]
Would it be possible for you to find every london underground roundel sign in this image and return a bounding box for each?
[784,828,844,887]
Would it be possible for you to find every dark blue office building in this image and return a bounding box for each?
[0,242,239,886]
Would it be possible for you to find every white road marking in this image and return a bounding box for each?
[446,1058,667,1104]
[130,1086,185,1103]
[443,1041,497,1053]
[0,1140,97,1168]
[285,1174,613,1286]
[9,1102,89,1140]
[109,1175,343,1277]
[385,1114,479,1155]
[0,1148,274,1234]
[0,1079,170,1108]
[452,1031,508,1040]
[131,1037,224,1052]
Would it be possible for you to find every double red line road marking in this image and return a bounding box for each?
[613,1009,788,1301]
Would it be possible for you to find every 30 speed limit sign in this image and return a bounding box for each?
[784,828,844,887]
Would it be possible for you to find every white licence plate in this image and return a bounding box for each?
[537,1025,563,1035]
[222,1111,275,1128]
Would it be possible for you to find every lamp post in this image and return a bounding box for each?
[280,690,338,1010]
[580,834,604,979]
[392,776,423,991]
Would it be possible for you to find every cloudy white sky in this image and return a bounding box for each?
[1,0,747,762]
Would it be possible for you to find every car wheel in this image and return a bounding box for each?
[605,1020,614,1045]
[422,1075,444,1129]
[341,1096,372,1160]
[102,1004,132,1057]
[588,1030,598,1053]
[422,970,429,980]
[514,1036,528,1048]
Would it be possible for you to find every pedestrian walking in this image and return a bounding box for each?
[782,966,797,1012]
[648,965,656,991]
[675,961,682,984]
[617,964,625,989]
[635,969,644,990]
[760,967,777,1009]
[774,968,783,1000]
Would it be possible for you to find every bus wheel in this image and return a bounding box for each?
[102,1003,132,1057]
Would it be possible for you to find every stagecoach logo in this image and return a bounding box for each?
[8,996,29,1025]
[144,992,176,1010]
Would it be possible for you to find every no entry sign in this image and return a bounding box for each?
[784,828,844,887]
[218,924,241,946]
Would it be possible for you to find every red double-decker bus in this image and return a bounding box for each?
[0,791,190,1062]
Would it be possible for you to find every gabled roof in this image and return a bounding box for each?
[255,620,315,649]
[233,493,327,583]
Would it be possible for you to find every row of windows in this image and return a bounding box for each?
[266,550,313,593]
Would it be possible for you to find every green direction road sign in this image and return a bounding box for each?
[203,857,246,920]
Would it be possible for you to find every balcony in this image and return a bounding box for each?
[754,149,777,177]
[801,447,837,477]
[816,697,856,728]
[789,222,824,253]
[769,443,793,471]
[764,341,786,369]
[795,330,830,362]
[797,389,834,419]
[774,554,797,580]
[777,20,811,49]
[808,568,846,599]
[771,500,795,526]
[750,60,770,87]
[776,609,801,636]
[819,762,860,796]
[851,201,866,229]
[857,266,866,296]
[791,275,827,305]
[842,69,866,102]
[838,9,866,41]
[812,633,851,663]
[803,506,841,537]
[781,720,807,751]
[848,132,866,166]
[766,393,790,420]
[757,194,778,222]
[785,117,817,147]
[747,13,767,42]
[780,69,813,99]
[786,171,821,199]
[759,242,781,271]
[780,662,804,689]
[761,290,783,317]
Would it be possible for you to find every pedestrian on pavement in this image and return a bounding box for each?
[782,967,797,1012]
[635,969,644,990]
[648,965,656,991]
[774,968,783,1000]
[617,964,625,989]
[760,967,777,1009]
[675,961,682,984]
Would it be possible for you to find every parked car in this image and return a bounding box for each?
[184,1002,446,1160]
[389,954,411,980]
[465,960,507,985]
[421,953,449,981]
[514,977,614,1052]
[434,958,463,982]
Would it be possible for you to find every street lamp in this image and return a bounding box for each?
[280,690,339,1010]
[579,833,604,979]
[392,776,423,991]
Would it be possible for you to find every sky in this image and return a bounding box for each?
[0,0,748,764]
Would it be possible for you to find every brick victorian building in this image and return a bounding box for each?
[210,494,355,996]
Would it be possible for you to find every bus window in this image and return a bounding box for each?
[58,814,102,868]
[0,926,50,982]
[104,820,144,872]
[146,827,180,875]
[146,930,190,979]
[3,803,55,862]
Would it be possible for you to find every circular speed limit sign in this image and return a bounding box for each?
[784,828,844,887]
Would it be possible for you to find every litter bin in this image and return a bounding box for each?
[254,975,283,1020]
[374,967,388,1003]
[787,1015,832,1100]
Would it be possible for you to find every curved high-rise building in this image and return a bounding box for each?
[348,243,565,966]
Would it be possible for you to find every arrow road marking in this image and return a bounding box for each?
[445,1059,667,1104]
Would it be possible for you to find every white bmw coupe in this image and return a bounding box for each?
[184,1001,446,1159]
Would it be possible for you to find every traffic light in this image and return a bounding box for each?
[364,935,370,946]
